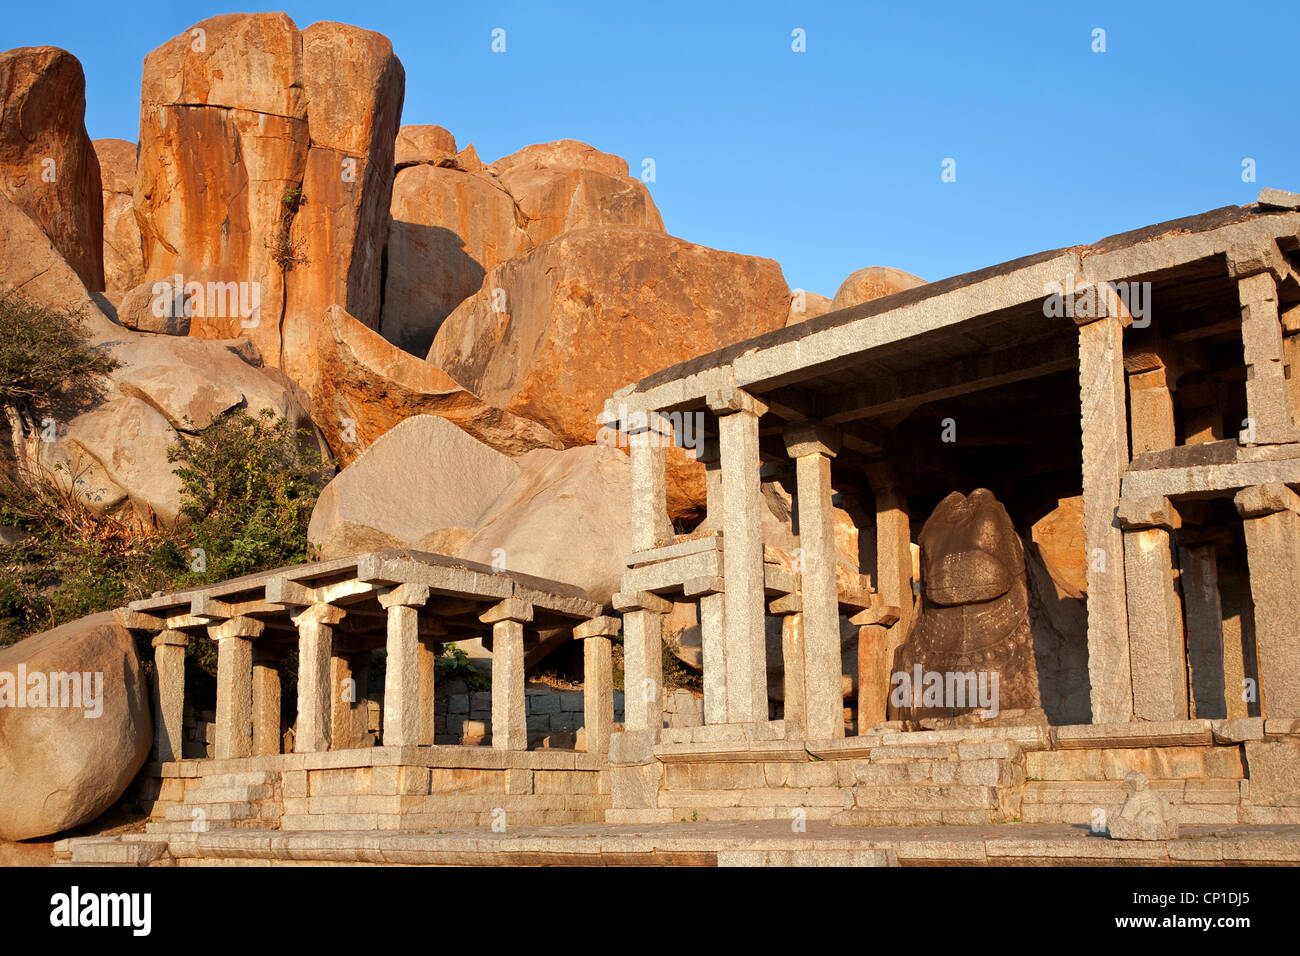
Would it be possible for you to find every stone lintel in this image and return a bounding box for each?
[150,628,189,648]
[1228,241,1290,281]
[115,607,166,631]
[191,593,235,620]
[1116,496,1182,531]
[265,576,316,607]
[705,385,767,417]
[207,616,265,641]
[849,604,901,628]
[783,420,842,459]
[1258,188,1300,211]
[769,593,802,615]
[289,603,346,628]
[378,583,432,609]
[623,409,675,439]
[682,575,725,597]
[1066,276,1135,328]
[573,615,621,640]
[479,598,534,625]
[612,590,673,614]
[1234,482,1300,518]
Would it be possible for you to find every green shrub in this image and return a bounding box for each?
[0,294,117,410]
[0,407,332,653]
[435,643,490,690]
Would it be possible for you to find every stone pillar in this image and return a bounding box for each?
[1177,541,1230,720]
[785,421,843,740]
[613,590,670,734]
[575,616,619,755]
[379,583,431,747]
[696,434,728,726]
[1238,272,1297,444]
[698,590,727,724]
[628,412,673,551]
[251,646,281,756]
[1116,497,1188,720]
[769,595,805,736]
[482,599,532,751]
[208,616,262,760]
[850,604,901,732]
[1234,483,1300,717]
[150,629,188,763]
[865,464,913,719]
[1127,366,1177,456]
[417,635,440,746]
[1077,312,1133,722]
[291,603,343,753]
[709,387,769,724]
[331,651,371,749]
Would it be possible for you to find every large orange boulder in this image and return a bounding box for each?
[380,138,663,357]
[0,46,104,291]
[830,266,925,311]
[133,14,403,388]
[92,139,144,291]
[309,305,564,467]
[430,227,789,448]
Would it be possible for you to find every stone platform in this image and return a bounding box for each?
[54,820,1300,867]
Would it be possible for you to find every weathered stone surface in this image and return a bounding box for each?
[115,279,190,335]
[432,227,789,449]
[380,139,663,357]
[459,445,631,605]
[786,289,833,326]
[0,612,151,841]
[829,266,924,311]
[1244,740,1300,806]
[307,304,564,467]
[0,46,103,291]
[394,124,457,168]
[1030,495,1087,594]
[1107,772,1179,840]
[134,14,403,388]
[308,414,519,558]
[92,139,144,291]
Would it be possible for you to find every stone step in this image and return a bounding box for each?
[185,784,273,804]
[197,771,278,788]
[164,802,257,822]
[833,807,1000,826]
[850,784,999,810]
[68,839,169,866]
[146,820,237,835]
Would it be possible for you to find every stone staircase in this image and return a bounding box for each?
[834,739,1026,826]
[144,770,282,835]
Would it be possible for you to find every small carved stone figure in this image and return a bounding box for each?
[1108,771,1179,841]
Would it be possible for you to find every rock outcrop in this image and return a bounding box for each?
[308,305,564,466]
[308,415,520,558]
[0,46,104,291]
[381,138,664,356]
[92,139,144,291]
[1,193,322,526]
[394,124,457,169]
[133,13,403,388]
[0,612,151,841]
[308,415,634,603]
[830,266,925,311]
[786,289,833,326]
[431,227,790,449]
[458,445,632,605]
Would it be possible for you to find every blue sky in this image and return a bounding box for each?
[6,1,1298,297]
